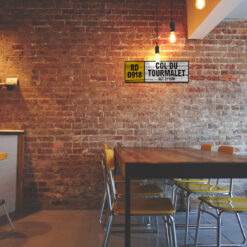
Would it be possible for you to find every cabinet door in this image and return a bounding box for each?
[0,135,18,215]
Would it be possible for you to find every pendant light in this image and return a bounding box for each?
[169,0,176,43]
[155,43,160,62]
[195,0,205,10]
[154,0,160,62]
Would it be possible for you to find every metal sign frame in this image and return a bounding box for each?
[125,61,189,83]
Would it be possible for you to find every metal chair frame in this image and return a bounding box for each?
[173,145,234,245]
[173,184,230,245]
[0,200,15,231]
[99,144,149,226]
[102,170,177,247]
[99,159,156,232]
[194,180,247,247]
[99,149,162,233]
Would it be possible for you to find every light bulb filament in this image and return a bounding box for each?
[169,31,176,43]
[195,0,205,10]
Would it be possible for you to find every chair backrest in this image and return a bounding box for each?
[201,144,212,152]
[101,144,115,177]
[103,147,118,207]
[102,143,108,150]
[0,152,7,160]
[103,148,115,174]
[218,145,234,155]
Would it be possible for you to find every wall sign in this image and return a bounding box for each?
[125,61,189,83]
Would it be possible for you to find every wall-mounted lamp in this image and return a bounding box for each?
[195,0,206,10]
[169,0,176,43]
[0,78,19,91]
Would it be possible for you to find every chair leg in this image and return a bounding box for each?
[1,204,15,231]
[172,186,178,206]
[184,192,191,245]
[236,212,247,245]
[169,215,177,247]
[217,213,222,247]
[102,214,114,247]
[194,201,203,247]
[164,179,167,193]
[99,188,107,224]
[147,216,151,226]
[163,216,170,247]
[155,216,159,234]
[168,216,173,246]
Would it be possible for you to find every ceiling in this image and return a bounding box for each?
[226,0,247,19]
[187,0,247,39]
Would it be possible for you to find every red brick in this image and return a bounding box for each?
[0,0,246,211]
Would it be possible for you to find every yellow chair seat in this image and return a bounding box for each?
[0,152,7,160]
[199,196,247,212]
[114,174,147,184]
[113,197,175,215]
[116,184,165,197]
[174,179,208,183]
[175,182,229,194]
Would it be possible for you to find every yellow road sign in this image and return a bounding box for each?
[125,61,145,83]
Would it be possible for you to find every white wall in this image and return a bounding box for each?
[0,135,18,216]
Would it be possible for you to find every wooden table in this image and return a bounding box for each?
[114,147,247,247]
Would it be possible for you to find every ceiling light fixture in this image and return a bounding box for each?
[195,0,206,10]
[154,0,160,62]
[169,0,176,43]
[155,43,160,62]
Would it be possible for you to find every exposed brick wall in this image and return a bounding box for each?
[0,0,246,209]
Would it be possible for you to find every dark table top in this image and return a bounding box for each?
[115,147,247,179]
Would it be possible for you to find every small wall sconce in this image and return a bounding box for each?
[0,78,19,90]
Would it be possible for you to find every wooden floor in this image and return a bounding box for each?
[0,210,247,246]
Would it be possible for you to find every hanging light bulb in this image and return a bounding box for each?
[169,21,176,43]
[195,0,205,10]
[169,0,176,43]
[155,43,160,62]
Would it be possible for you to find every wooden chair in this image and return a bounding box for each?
[194,146,247,247]
[0,152,15,231]
[102,148,177,247]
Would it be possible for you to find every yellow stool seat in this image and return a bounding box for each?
[199,196,247,212]
[113,197,176,216]
[175,182,229,194]
[174,179,208,183]
[114,174,147,184]
[116,184,165,197]
[0,152,7,160]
